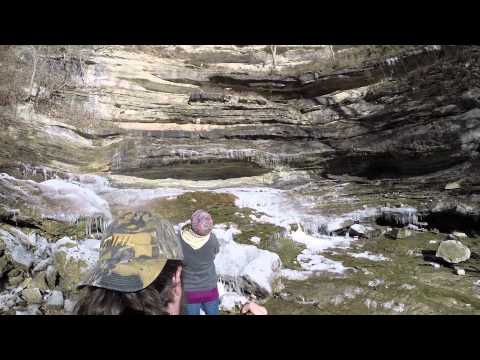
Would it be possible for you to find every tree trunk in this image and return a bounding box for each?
[329,45,335,62]
[29,46,38,99]
[270,45,277,70]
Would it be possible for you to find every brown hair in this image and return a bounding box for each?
[74,260,182,315]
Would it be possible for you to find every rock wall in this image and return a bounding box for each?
[2,45,478,182]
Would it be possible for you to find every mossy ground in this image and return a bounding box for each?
[265,232,480,315]
[38,219,89,241]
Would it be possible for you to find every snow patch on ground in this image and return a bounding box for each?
[281,269,312,281]
[347,251,390,262]
[383,300,406,313]
[297,250,350,273]
[53,237,101,269]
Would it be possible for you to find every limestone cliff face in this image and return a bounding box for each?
[1,45,479,183]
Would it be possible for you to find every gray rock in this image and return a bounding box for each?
[0,292,20,312]
[46,290,64,309]
[348,224,381,239]
[461,87,480,107]
[406,224,420,231]
[64,299,77,314]
[387,227,412,239]
[30,271,48,290]
[8,269,25,287]
[452,231,468,239]
[16,304,41,315]
[53,238,99,292]
[21,288,43,304]
[331,219,355,236]
[436,240,471,264]
[10,247,34,272]
[32,258,52,273]
[445,180,463,190]
[368,278,385,288]
[349,224,367,237]
[45,265,58,289]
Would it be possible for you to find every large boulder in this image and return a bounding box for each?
[0,291,21,313]
[21,288,43,305]
[52,237,100,292]
[46,290,64,309]
[0,228,35,272]
[348,224,381,239]
[436,240,471,264]
[213,225,282,298]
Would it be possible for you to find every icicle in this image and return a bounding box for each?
[378,207,418,226]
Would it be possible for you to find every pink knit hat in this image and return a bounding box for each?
[191,210,213,236]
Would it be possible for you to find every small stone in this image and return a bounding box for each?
[452,231,468,239]
[250,236,261,245]
[429,240,438,244]
[21,288,43,304]
[400,284,416,290]
[436,240,471,264]
[368,279,384,288]
[349,224,367,237]
[456,268,466,276]
[32,258,52,273]
[46,290,64,309]
[445,180,463,190]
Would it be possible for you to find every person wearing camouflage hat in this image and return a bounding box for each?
[74,210,268,315]
[75,211,185,315]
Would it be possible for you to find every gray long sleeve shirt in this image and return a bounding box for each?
[180,232,220,291]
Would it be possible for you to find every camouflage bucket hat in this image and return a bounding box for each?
[78,211,183,293]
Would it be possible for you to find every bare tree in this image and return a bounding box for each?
[328,45,335,63]
[28,46,39,100]
[270,45,277,71]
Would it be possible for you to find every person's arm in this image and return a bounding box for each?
[241,302,268,315]
[212,233,220,255]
